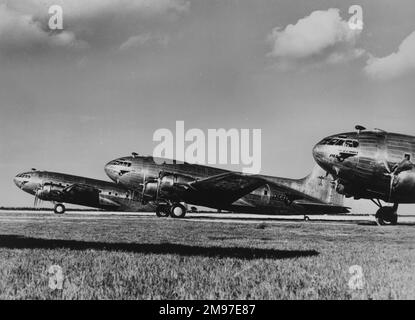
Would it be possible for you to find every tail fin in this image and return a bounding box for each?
[293,165,344,206]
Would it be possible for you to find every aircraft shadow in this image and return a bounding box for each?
[0,234,318,260]
[356,221,415,227]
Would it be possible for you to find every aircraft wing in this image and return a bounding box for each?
[189,172,266,204]
[62,183,99,195]
[61,183,120,207]
[189,172,317,204]
[189,172,349,213]
[62,183,122,208]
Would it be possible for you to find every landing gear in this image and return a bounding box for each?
[54,203,65,214]
[372,200,398,225]
[170,203,187,218]
[304,215,310,222]
[155,205,170,217]
[155,203,187,218]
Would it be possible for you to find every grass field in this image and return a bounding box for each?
[0,212,414,299]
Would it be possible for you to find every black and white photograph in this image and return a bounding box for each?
[0,0,414,305]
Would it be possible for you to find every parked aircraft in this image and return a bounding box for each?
[104,154,348,218]
[13,170,154,214]
[313,125,415,225]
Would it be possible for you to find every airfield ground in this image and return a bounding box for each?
[0,210,414,299]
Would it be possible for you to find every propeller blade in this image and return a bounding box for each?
[383,159,392,174]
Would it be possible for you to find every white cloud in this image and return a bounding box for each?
[267,8,363,68]
[364,31,415,80]
[119,33,170,51]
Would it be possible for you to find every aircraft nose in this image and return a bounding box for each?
[312,142,327,166]
[13,175,20,187]
[104,161,119,182]
[13,174,24,189]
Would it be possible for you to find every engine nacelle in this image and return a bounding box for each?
[335,182,354,197]
[142,173,195,200]
[36,184,64,201]
[142,180,159,199]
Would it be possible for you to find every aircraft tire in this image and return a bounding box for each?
[375,207,397,226]
[304,215,310,221]
[156,205,170,217]
[170,203,186,218]
[54,203,65,214]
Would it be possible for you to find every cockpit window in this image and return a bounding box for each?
[17,174,31,179]
[334,140,344,146]
[327,139,339,145]
[110,160,132,167]
[344,140,359,148]
[322,138,359,148]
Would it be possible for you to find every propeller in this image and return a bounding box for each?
[381,159,395,202]
[33,184,43,208]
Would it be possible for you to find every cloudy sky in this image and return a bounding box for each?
[1,0,415,213]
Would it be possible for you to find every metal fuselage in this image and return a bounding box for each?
[14,171,153,211]
[312,130,415,203]
[104,156,342,215]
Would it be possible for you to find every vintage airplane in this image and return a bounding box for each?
[313,125,415,225]
[13,169,154,214]
[104,154,349,218]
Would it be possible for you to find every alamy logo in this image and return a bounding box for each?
[48,5,64,30]
[153,121,262,174]
[48,264,64,290]
[348,265,365,290]
[348,5,363,30]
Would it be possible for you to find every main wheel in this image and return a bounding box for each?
[304,215,310,222]
[155,205,170,217]
[170,203,186,218]
[54,203,65,214]
[375,207,398,225]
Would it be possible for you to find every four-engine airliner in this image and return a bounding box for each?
[104,155,348,218]
[13,170,154,214]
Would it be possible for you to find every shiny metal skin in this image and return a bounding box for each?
[313,127,415,225]
[313,129,415,203]
[104,155,347,216]
[14,170,154,212]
